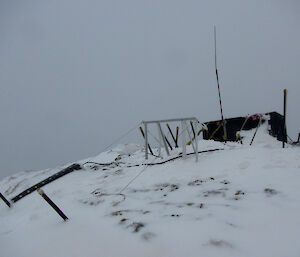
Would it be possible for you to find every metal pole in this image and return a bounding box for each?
[0,192,11,208]
[181,121,186,159]
[185,121,196,154]
[164,136,173,150]
[157,122,170,156]
[139,126,154,156]
[190,120,196,138]
[283,89,287,148]
[37,189,68,221]
[156,123,162,156]
[175,126,179,147]
[144,122,148,159]
[250,117,262,146]
[166,123,178,147]
[214,26,227,142]
[195,121,199,162]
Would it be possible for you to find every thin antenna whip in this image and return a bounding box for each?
[214,25,227,141]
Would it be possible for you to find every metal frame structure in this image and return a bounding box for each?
[142,117,199,162]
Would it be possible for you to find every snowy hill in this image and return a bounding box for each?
[1,123,300,257]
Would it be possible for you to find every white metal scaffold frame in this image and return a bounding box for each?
[142,117,199,162]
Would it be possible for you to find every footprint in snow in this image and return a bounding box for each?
[238,161,250,170]
[127,222,145,233]
[264,188,278,196]
[154,183,180,192]
[233,190,245,200]
[141,232,155,241]
[203,189,226,197]
[220,180,230,185]
[206,239,233,248]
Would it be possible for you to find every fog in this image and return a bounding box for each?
[0,0,299,179]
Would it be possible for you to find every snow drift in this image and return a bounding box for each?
[1,122,300,257]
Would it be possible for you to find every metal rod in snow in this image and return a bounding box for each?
[250,116,262,146]
[184,121,196,155]
[166,123,178,148]
[0,192,11,208]
[37,188,68,221]
[175,126,179,147]
[157,122,170,156]
[190,120,196,138]
[283,89,287,148]
[164,136,173,150]
[144,123,148,159]
[139,126,154,156]
[181,121,187,159]
[214,25,227,142]
[194,121,199,162]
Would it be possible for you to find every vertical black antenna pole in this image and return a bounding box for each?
[283,89,287,148]
[214,26,227,142]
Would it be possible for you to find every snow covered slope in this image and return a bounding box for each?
[1,123,300,257]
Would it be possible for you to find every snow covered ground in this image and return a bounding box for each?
[1,123,300,257]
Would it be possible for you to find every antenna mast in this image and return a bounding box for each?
[214,26,227,141]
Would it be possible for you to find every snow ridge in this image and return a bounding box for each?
[1,123,300,257]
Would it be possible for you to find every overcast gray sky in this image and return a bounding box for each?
[0,0,299,179]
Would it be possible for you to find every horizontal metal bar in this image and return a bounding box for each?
[142,117,198,124]
[11,163,82,203]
